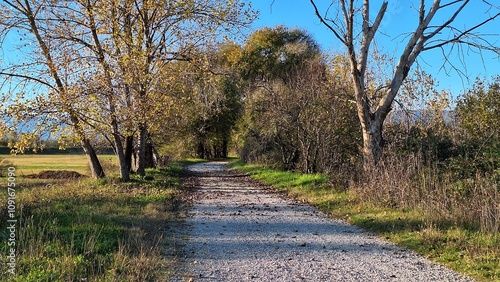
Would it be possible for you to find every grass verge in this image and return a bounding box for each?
[230,160,500,282]
[0,160,194,282]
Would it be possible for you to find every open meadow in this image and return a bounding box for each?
[0,154,117,177]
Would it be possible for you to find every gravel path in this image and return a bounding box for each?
[169,161,474,282]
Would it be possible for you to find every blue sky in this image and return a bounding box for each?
[246,0,500,96]
[1,1,498,97]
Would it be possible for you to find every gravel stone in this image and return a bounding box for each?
[169,161,475,282]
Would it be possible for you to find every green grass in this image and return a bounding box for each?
[1,154,117,176]
[231,160,500,282]
[0,158,194,281]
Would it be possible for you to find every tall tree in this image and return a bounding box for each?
[240,26,320,82]
[104,0,255,175]
[65,0,255,178]
[0,0,106,178]
[310,0,500,168]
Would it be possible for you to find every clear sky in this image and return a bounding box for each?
[1,1,498,97]
[245,0,500,96]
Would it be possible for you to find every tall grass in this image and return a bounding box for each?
[352,152,500,280]
[0,162,188,282]
[357,153,499,233]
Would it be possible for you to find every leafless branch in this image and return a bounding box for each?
[423,11,500,52]
[0,71,56,90]
[310,0,347,45]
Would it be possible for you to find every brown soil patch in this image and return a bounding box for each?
[25,170,87,179]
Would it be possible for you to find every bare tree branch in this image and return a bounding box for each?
[423,11,500,52]
[0,72,56,90]
[310,0,500,166]
[310,0,346,45]
[425,0,468,40]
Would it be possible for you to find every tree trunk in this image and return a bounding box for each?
[136,125,147,176]
[113,133,130,181]
[222,137,228,158]
[81,138,105,179]
[23,1,107,179]
[151,144,162,167]
[144,135,156,168]
[361,118,385,169]
[196,141,205,159]
[124,135,134,173]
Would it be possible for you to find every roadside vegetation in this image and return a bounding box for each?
[0,156,196,281]
[231,160,499,281]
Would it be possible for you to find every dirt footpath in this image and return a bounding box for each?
[169,161,474,282]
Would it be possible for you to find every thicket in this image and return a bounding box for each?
[230,27,499,233]
[234,27,361,175]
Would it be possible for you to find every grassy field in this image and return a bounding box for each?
[230,160,500,282]
[0,154,199,281]
[0,154,117,176]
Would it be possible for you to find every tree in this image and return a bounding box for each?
[0,0,106,178]
[157,44,244,160]
[236,27,360,173]
[97,0,254,175]
[239,25,320,82]
[191,75,242,159]
[65,0,254,179]
[310,0,500,168]
[457,76,500,141]
[237,27,321,170]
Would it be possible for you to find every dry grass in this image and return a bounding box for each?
[351,153,499,280]
[357,153,499,233]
